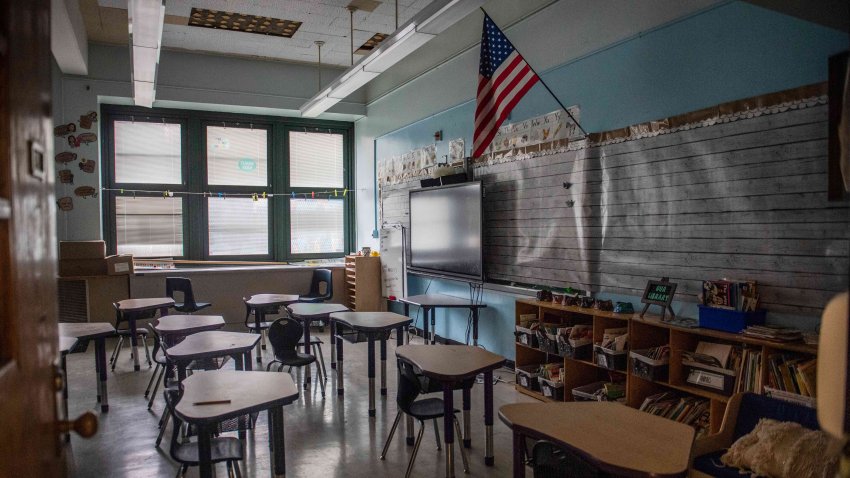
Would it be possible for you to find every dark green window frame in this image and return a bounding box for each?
[101,104,355,261]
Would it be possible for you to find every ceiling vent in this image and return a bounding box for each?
[188,8,302,38]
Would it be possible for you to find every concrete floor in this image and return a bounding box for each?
[64,329,535,477]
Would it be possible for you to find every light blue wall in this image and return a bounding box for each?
[372,2,848,360]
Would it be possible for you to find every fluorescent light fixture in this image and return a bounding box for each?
[299,0,485,118]
[134,80,155,108]
[129,0,165,107]
[362,25,435,73]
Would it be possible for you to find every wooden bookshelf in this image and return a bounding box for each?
[344,255,383,312]
[514,298,818,435]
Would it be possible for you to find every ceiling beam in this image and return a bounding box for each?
[51,0,88,75]
[743,0,849,32]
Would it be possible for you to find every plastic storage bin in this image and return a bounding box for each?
[557,336,592,360]
[536,329,560,355]
[683,360,737,396]
[515,325,539,348]
[571,381,608,402]
[539,378,565,400]
[697,305,766,333]
[594,345,628,371]
[516,365,542,392]
[630,349,670,382]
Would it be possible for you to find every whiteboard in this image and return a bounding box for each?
[380,226,406,298]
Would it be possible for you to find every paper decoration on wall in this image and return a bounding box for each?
[54,123,77,137]
[79,111,98,129]
[57,197,73,211]
[78,158,96,173]
[68,132,97,148]
[482,107,582,162]
[449,138,465,162]
[55,151,77,164]
[58,169,74,184]
[377,144,437,186]
[74,186,98,198]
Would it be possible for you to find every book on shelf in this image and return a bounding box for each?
[702,279,759,312]
[742,325,803,342]
[639,392,711,437]
[733,348,762,394]
[766,354,817,398]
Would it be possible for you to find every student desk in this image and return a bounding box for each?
[399,294,487,345]
[396,344,506,477]
[498,402,695,478]
[329,311,412,417]
[154,315,225,345]
[165,331,260,380]
[287,302,349,390]
[58,322,117,411]
[174,370,299,478]
[115,297,174,371]
[243,294,299,363]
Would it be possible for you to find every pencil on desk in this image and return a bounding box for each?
[193,399,231,406]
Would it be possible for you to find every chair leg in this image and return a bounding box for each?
[148,366,164,410]
[109,336,122,364]
[317,361,326,398]
[405,421,426,478]
[145,364,161,398]
[111,337,124,371]
[261,329,267,350]
[233,460,243,478]
[433,418,441,450]
[156,409,170,447]
[454,416,470,473]
[314,343,327,382]
[142,335,152,367]
[381,412,402,459]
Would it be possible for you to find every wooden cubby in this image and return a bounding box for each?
[344,255,383,312]
[514,298,818,435]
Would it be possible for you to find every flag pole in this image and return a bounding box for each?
[480,8,588,138]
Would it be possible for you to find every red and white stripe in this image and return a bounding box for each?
[473,50,539,158]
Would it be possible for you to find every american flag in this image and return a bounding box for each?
[473,14,540,158]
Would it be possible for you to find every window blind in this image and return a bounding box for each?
[114,121,182,184]
[290,199,344,254]
[115,196,183,257]
[289,131,344,188]
[207,197,269,256]
[206,126,268,186]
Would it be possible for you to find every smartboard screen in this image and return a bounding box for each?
[408,182,483,281]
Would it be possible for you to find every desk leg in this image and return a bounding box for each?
[404,303,410,343]
[330,320,336,369]
[484,370,494,466]
[198,425,213,478]
[443,383,455,478]
[462,386,471,448]
[243,351,253,371]
[129,318,140,371]
[255,310,264,364]
[95,338,108,412]
[512,430,526,478]
[234,353,244,371]
[177,364,187,382]
[270,407,286,477]
[367,337,376,417]
[380,337,387,397]
[303,319,312,390]
[336,334,344,396]
[472,308,479,346]
[61,353,70,442]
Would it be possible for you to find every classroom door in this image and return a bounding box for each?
[0,0,72,475]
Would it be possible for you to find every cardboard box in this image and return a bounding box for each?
[60,240,106,260]
[59,258,107,277]
[106,255,134,275]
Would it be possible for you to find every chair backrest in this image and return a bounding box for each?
[307,269,333,300]
[166,277,198,309]
[396,360,424,415]
[532,440,600,478]
[146,323,164,363]
[268,318,304,360]
[733,392,820,439]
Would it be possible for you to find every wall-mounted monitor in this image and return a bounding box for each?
[408,181,483,282]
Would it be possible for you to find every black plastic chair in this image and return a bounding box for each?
[266,317,326,397]
[110,303,152,371]
[163,389,243,478]
[298,269,333,303]
[381,360,469,477]
[145,323,168,409]
[531,440,602,478]
[166,277,212,313]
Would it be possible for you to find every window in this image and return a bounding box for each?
[290,199,345,254]
[114,121,182,184]
[115,196,183,257]
[289,131,344,188]
[102,106,352,261]
[207,197,269,256]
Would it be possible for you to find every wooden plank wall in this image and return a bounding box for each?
[380,103,849,316]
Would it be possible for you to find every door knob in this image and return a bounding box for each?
[57,411,98,438]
